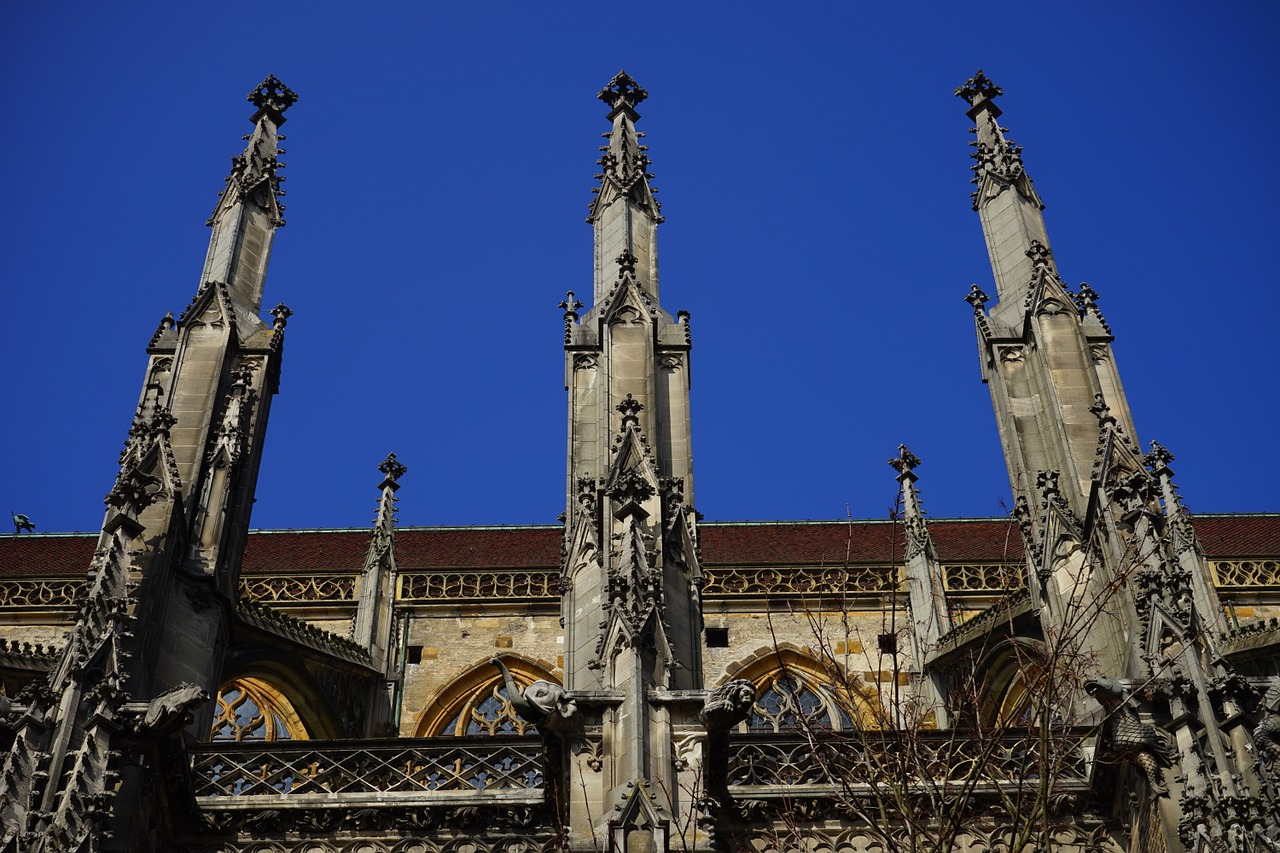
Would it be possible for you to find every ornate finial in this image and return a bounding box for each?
[955,69,1003,106]
[247,75,298,123]
[378,452,407,485]
[1025,240,1054,271]
[617,394,643,430]
[559,291,584,345]
[1074,282,1113,334]
[598,71,648,116]
[888,444,922,477]
[559,291,584,316]
[964,284,989,311]
[270,303,293,330]
[1145,441,1175,472]
[1089,393,1115,426]
[616,251,638,278]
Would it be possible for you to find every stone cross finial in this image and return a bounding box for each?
[955,69,1003,106]
[964,284,989,311]
[616,250,638,278]
[1145,440,1176,472]
[378,452,407,484]
[559,291,584,344]
[617,394,643,430]
[559,291,584,316]
[888,444,922,478]
[270,303,293,330]
[247,74,298,121]
[598,71,648,114]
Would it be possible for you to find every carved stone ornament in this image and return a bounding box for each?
[888,443,921,478]
[954,68,1003,105]
[378,452,408,484]
[598,70,648,113]
[247,74,299,118]
[490,658,577,733]
[699,679,756,733]
[1084,677,1176,797]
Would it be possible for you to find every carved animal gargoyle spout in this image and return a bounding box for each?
[699,679,756,733]
[490,657,577,733]
[1085,677,1176,797]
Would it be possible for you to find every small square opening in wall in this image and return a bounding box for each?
[705,627,729,648]
[406,646,423,665]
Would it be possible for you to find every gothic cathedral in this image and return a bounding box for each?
[2,71,1279,853]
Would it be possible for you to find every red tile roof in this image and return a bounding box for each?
[1,515,1276,579]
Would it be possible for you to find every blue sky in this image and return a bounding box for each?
[2,3,1277,532]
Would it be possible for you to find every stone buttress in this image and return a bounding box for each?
[559,72,706,852]
[958,71,1275,851]
[0,76,297,853]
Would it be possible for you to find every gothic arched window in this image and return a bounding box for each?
[724,648,871,734]
[210,677,309,742]
[747,669,854,733]
[441,678,536,736]
[415,658,561,737]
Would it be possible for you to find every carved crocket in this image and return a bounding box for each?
[1085,677,1176,797]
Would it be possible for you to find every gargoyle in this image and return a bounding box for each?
[1085,677,1176,797]
[699,679,756,733]
[136,683,209,736]
[490,658,577,732]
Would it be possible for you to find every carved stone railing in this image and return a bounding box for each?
[704,565,895,597]
[239,573,355,602]
[399,571,558,601]
[1213,558,1280,588]
[191,737,544,802]
[726,729,1091,791]
[0,578,82,608]
[942,563,1025,592]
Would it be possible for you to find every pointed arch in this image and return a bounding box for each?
[210,676,309,742]
[215,654,343,740]
[414,655,561,737]
[721,645,879,732]
[976,637,1054,727]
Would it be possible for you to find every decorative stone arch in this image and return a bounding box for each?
[720,644,880,732]
[210,675,309,742]
[213,654,342,741]
[976,636,1051,727]
[414,654,561,737]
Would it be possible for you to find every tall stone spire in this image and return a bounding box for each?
[0,77,298,852]
[588,71,663,303]
[957,71,1134,512]
[561,74,703,853]
[890,446,950,659]
[890,446,951,725]
[956,69,1046,317]
[202,74,297,324]
[350,453,405,735]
